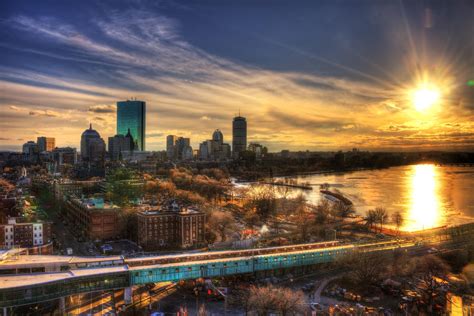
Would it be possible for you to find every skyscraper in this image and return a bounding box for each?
[175,137,191,160]
[37,137,55,152]
[117,100,146,151]
[166,135,177,160]
[22,141,38,155]
[108,129,134,160]
[212,129,224,145]
[80,124,106,163]
[232,115,247,158]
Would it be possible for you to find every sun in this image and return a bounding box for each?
[413,87,440,111]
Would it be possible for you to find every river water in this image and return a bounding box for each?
[245,164,474,232]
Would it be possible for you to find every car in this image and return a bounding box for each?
[310,302,323,310]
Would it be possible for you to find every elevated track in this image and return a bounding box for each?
[0,239,416,307]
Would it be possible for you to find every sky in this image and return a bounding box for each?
[0,0,473,152]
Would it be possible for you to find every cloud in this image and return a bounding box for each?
[88,104,116,113]
[29,109,60,117]
[1,5,473,151]
[147,132,164,138]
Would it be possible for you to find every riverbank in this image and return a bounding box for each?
[235,164,474,232]
[259,181,313,190]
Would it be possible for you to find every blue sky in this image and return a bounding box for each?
[1,0,473,151]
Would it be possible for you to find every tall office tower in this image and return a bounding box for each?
[22,141,38,155]
[37,137,55,152]
[166,135,177,160]
[175,137,191,160]
[212,129,224,145]
[108,129,134,160]
[80,124,106,163]
[117,100,146,151]
[232,115,247,158]
[52,147,77,165]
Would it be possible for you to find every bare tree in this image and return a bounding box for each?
[339,251,390,286]
[244,285,306,315]
[365,209,378,230]
[314,199,331,224]
[207,209,236,242]
[244,185,278,221]
[333,201,355,219]
[392,211,404,235]
[374,207,388,233]
[409,255,450,313]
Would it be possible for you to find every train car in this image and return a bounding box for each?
[125,240,341,267]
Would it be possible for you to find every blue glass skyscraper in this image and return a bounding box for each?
[117,100,146,151]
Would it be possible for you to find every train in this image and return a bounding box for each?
[0,239,415,275]
[125,240,341,267]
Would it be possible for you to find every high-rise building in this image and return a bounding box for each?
[80,124,106,163]
[199,141,211,160]
[212,129,224,144]
[166,135,177,160]
[22,141,38,155]
[108,130,134,160]
[232,115,247,158]
[175,137,191,160]
[198,130,231,161]
[52,147,77,165]
[37,137,55,152]
[117,100,146,151]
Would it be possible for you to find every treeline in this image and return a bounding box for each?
[229,151,474,180]
[145,167,231,205]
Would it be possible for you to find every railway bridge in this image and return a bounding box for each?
[0,239,415,308]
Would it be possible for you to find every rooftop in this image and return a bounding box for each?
[138,203,202,216]
[70,197,119,210]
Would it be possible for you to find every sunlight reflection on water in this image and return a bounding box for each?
[404,164,443,231]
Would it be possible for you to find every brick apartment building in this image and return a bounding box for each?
[0,218,52,249]
[53,179,102,201]
[64,197,122,241]
[137,203,205,250]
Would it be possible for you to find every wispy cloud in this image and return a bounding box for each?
[88,104,116,113]
[1,5,473,151]
[29,109,60,117]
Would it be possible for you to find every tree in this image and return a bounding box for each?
[339,251,390,288]
[241,285,306,315]
[207,210,236,242]
[333,201,355,219]
[365,209,378,230]
[105,168,143,206]
[244,185,277,221]
[374,207,388,232]
[409,255,450,313]
[291,195,314,242]
[392,211,404,235]
[313,199,331,225]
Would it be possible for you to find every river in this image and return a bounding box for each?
[242,164,474,232]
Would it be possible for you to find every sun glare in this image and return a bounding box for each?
[413,87,440,111]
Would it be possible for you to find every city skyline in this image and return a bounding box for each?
[1,1,474,152]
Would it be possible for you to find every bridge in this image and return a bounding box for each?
[0,239,416,308]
